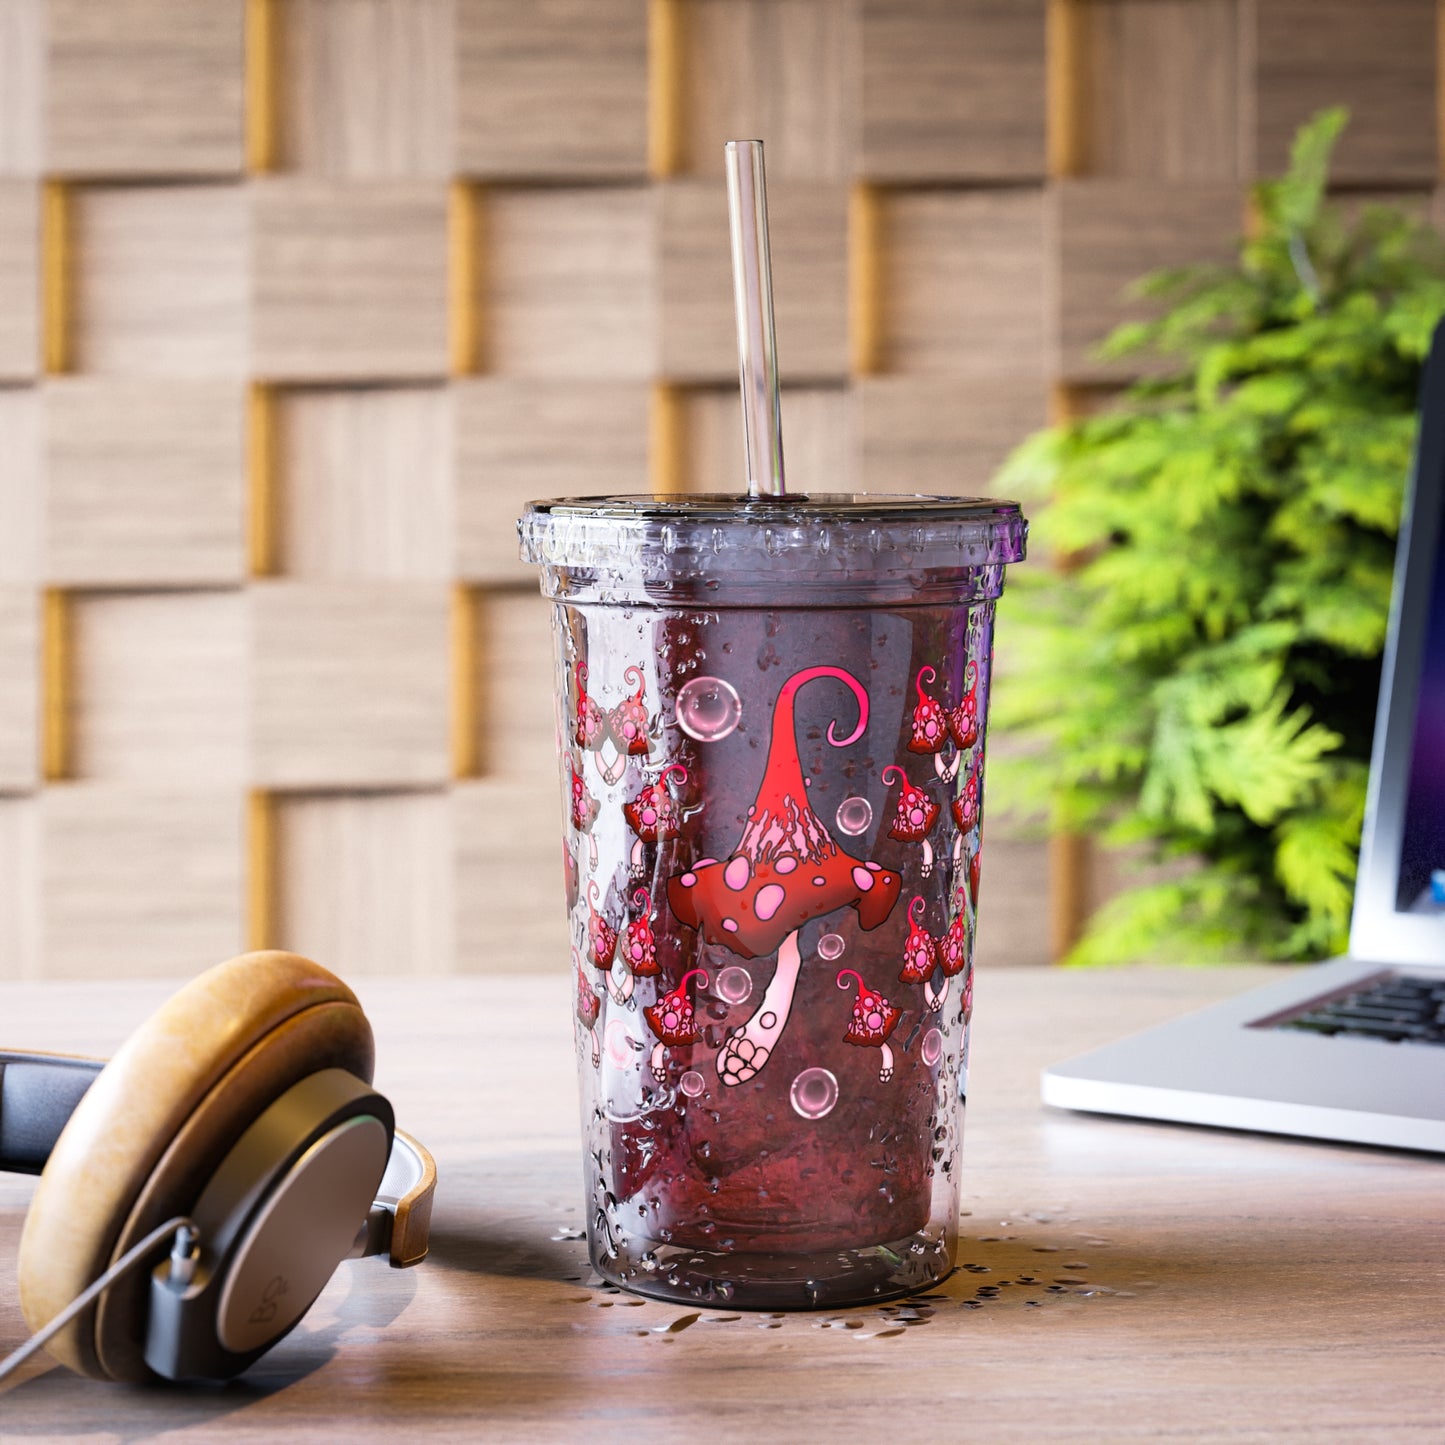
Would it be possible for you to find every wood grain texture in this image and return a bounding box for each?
[0,0,42,176]
[681,384,854,494]
[250,581,451,789]
[857,376,1050,495]
[657,178,848,382]
[1073,0,1240,182]
[276,0,455,178]
[251,179,450,380]
[878,188,1048,378]
[677,0,852,181]
[0,798,38,973]
[454,0,648,178]
[276,384,453,581]
[860,0,1048,180]
[44,0,245,177]
[69,183,249,378]
[471,587,559,783]
[36,785,245,977]
[4,966,1442,1435]
[42,379,247,586]
[1050,180,1241,381]
[69,591,247,785]
[276,788,455,974]
[0,384,40,583]
[483,186,656,379]
[454,380,650,584]
[0,586,38,791]
[1249,0,1437,184]
[0,179,38,378]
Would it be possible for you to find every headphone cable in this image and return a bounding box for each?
[0,1215,198,1386]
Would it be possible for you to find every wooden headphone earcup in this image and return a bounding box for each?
[17,951,375,1382]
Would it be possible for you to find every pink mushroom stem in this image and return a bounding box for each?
[629,838,645,875]
[878,1042,894,1083]
[921,838,935,877]
[609,960,634,1004]
[925,976,949,1012]
[717,931,802,1087]
[588,834,599,868]
[935,750,960,783]
[649,1041,666,1082]
[590,1029,601,1068]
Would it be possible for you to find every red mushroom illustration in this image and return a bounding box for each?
[643,968,708,1082]
[968,841,982,910]
[562,837,580,912]
[666,665,903,1086]
[585,880,618,972]
[950,757,983,869]
[948,660,980,753]
[574,949,602,1068]
[613,886,660,1003]
[596,664,655,784]
[837,967,902,1082]
[883,764,941,877]
[572,661,606,752]
[926,904,971,1013]
[570,762,601,867]
[962,963,975,1026]
[906,664,950,755]
[898,895,940,986]
[623,762,689,877]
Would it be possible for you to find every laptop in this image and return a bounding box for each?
[1041,320,1445,1154]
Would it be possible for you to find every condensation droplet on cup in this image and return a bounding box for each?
[835,796,873,835]
[675,676,742,742]
[679,1070,706,1097]
[816,933,845,962]
[790,1067,839,1120]
[604,1019,635,1068]
[716,965,752,1004]
[921,1028,943,1066]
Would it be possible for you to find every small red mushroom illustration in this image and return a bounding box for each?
[883,764,941,877]
[948,660,980,752]
[574,949,602,1068]
[623,762,689,876]
[667,665,903,1086]
[906,664,950,755]
[950,758,983,868]
[572,662,606,752]
[613,887,659,1003]
[643,968,708,1082]
[594,664,656,784]
[898,896,940,985]
[570,762,601,867]
[926,905,971,1013]
[968,842,982,910]
[837,968,902,1082]
[585,880,618,972]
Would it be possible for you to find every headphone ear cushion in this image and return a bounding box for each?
[17,951,375,1383]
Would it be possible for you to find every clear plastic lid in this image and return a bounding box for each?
[518,493,1027,608]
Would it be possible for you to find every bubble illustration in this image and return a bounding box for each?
[790,1067,839,1121]
[716,965,753,1004]
[679,1070,706,1097]
[604,1019,635,1068]
[921,1028,943,1066]
[835,796,873,835]
[675,676,742,742]
[816,933,845,961]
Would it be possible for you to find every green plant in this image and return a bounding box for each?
[993,110,1445,963]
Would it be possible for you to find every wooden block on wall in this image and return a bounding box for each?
[859,0,1047,181]
[250,581,451,788]
[0,181,38,379]
[0,0,43,176]
[879,189,1047,379]
[658,180,847,382]
[275,790,454,974]
[0,799,39,977]
[453,776,569,973]
[252,180,449,380]
[276,384,453,580]
[455,0,647,178]
[44,0,243,177]
[682,385,854,494]
[485,187,655,379]
[0,386,40,583]
[1074,0,1239,182]
[858,377,1049,496]
[1249,0,1436,185]
[678,0,851,180]
[0,588,38,791]
[473,588,560,784]
[70,184,249,378]
[455,380,649,584]
[70,591,247,784]
[277,0,454,178]
[44,379,246,586]
[1050,180,1239,382]
[39,785,245,978]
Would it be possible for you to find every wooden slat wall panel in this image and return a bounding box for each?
[454,0,648,179]
[43,0,244,177]
[276,0,455,179]
[0,588,38,791]
[682,385,854,495]
[0,0,43,177]
[0,799,39,975]
[276,385,453,581]
[0,386,41,583]
[0,181,38,379]
[471,589,560,783]
[44,379,247,585]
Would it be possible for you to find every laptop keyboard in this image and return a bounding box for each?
[1280,973,1445,1045]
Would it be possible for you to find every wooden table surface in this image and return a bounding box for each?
[1,965,1442,1442]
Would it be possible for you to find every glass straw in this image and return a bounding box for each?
[725,140,786,497]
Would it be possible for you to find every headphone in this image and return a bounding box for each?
[1,951,436,1385]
